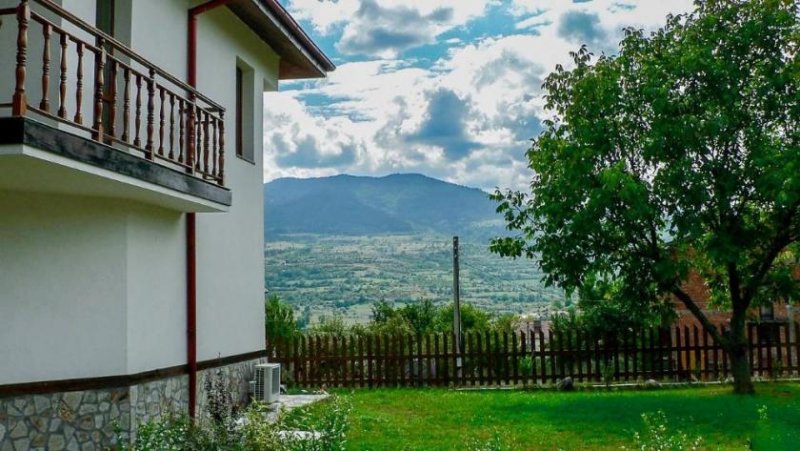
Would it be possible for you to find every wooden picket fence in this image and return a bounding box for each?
[268,323,800,388]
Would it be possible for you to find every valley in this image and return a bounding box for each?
[265,234,565,325]
[263,173,567,326]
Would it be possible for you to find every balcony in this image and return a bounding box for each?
[0,0,230,211]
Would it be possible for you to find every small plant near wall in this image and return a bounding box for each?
[204,370,236,427]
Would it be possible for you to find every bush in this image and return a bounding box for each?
[126,415,217,451]
[244,395,352,451]
[266,295,299,345]
[125,395,351,451]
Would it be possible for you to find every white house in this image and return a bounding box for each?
[0,0,333,448]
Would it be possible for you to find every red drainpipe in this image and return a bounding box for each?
[186,0,233,419]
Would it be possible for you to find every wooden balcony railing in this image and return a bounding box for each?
[0,0,225,187]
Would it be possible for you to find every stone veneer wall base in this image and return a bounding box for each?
[0,357,266,451]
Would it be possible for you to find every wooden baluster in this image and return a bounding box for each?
[194,106,201,170]
[108,59,117,139]
[196,105,203,171]
[178,99,185,163]
[203,110,210,175]
[134,74,142,148]
[186,102,195,173]
[218,112,225,185]
[145,69,155,157]
[158,87,165,156]
[58,32,68,118]
[169,94,175,160]
[211,115,218,176]
[39,23,51,112]
[12,0,30,116]
[74,41,84,124]
[197,110,204,170]
[92,40,105,141]
[122,68,130,142]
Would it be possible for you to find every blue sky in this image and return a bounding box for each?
[264,0,695,190]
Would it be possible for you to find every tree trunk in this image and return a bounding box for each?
[728,342,754,394]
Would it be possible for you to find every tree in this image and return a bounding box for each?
[310,313,349,335]
[399,299,438,335]
[370,299,441,335]
[491,0,800,394]
[571,273,676,339]
[265,295,298,345]
[370,300,396,325]
[435,303,492,333]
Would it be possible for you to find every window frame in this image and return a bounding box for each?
[235,63,256,165]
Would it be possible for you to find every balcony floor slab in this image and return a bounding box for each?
[0,117,231,212]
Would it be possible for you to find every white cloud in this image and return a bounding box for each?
[287,0,497,57]
[268,0,697,190]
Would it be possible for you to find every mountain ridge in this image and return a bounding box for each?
[264,173,504,239]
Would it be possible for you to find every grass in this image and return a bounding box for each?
[296,383,800,450]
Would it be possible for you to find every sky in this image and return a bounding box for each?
[264,0,696,191]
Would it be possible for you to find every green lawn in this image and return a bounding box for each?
[303,383,800,450]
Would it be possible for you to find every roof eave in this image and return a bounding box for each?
[227,0,335,80]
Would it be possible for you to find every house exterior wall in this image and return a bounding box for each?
[1,0,274,381]
[0,1,291,447]
[673,270,800,329]
[124,203,186,374]
[0,189,194,384]
[192,6,273,363]
[0,190,129,384]
[118,0,272,365]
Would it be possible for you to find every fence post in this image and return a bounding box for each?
[788,305,797,375]
[548,329,557,383]
[511,332,519,386]
[366,335,374,389]
[796,323,800,376]
[537,329,546,384]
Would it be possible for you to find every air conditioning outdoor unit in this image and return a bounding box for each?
[253,363,281,404]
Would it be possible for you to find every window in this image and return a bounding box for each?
[760,303,775,321]
[236,66,243,158]
[96,0,115,36]
[235,63,255,163]
[96,1,115,142]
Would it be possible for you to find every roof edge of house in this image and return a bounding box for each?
[259,0,336,73]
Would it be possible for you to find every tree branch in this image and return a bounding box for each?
[741,207,797,304]
[727,262,742,307]
[672,287,725,346]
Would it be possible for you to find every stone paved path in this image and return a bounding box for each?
[265,394,329,422]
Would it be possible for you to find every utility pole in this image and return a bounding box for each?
[453,236,462,377]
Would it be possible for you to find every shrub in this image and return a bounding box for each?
[125,395,351,451]
[127,415,215,451]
